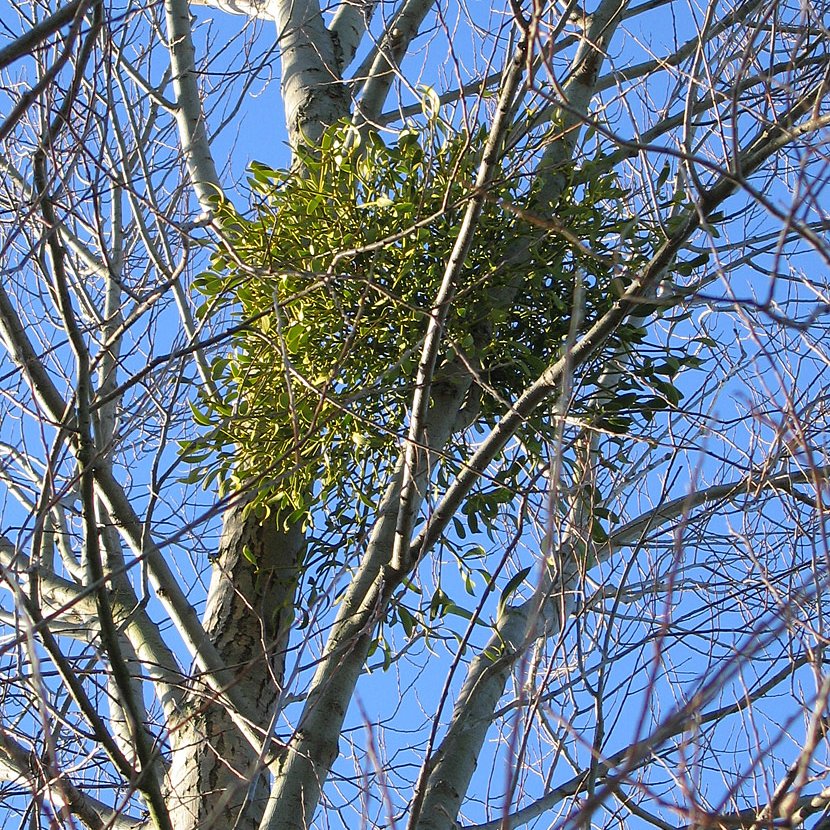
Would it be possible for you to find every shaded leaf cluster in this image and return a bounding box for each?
[186,121,662,520]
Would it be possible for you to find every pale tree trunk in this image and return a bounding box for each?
[261,371,474,830]
[167,505,303,830]
[162,2,352,825]
[272,0,350,148]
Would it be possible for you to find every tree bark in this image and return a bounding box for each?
[273,0,349,149]
[167,502,304,830]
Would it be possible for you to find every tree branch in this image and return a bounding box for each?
[410,81,830,569]
[465,654,815,830]
[272,0,348,148]
[0,723,144,830]
[260,382,472,829]
[330,0,381,73]
[353,0,437,127]
[0,0,84,71]
[164,0,223,209]
[32,27,172,821]
[391,36,528,576]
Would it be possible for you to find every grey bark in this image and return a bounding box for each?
[272,0,350,148]
[167,502,304,830]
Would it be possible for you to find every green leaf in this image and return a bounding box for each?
[189,402,213,427]
[498,566,533,614]
[399,606,416,638]
[418,84,442,123]
[445,604,474,621]
[358,195,394,209]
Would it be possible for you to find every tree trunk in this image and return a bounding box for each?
[167,502,304,830]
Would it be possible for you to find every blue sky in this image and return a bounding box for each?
[0,1,829,828]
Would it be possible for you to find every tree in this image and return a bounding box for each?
[0,0,829,828]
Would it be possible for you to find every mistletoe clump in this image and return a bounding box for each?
[185,120,655,521]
